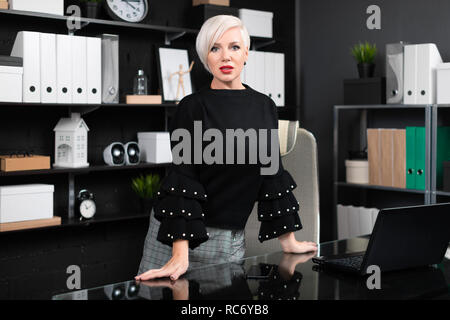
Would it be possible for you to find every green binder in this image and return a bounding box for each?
[406,126,450,191]
[436,127,450,189]
[406,127,416,189]
[415,127,426,190]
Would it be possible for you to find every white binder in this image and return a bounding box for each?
[246,50,265,94]
[337,204,349,240]
[348,205,361,238]
[86,37,102,104]
[240,61,246,85]
[404,44,417,104]
[264,51,276,102]
[71,35,87,104]
[416,43,442,104]
[274,52,285,106]
[359,207,373,236]
[245,51,256,90]
[10,31,41,103]
[404,43,442,104]
[371,208,380,229]
[56,34,72,103]
[39,32,57,103]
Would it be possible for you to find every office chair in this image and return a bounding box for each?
[244,121,321,257]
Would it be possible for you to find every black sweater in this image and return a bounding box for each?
[154,83,302,249]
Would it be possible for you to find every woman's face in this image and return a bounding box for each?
[207,26,248,88]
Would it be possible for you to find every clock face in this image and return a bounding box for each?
[106,0,149,23]
[80,199,96,219]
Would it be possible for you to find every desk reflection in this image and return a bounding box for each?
[52,237,450,300]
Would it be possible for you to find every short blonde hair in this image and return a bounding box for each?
[195,15,250,74]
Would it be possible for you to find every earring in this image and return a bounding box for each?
[244,62,247,65]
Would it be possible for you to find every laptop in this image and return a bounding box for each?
[312,203,450,275]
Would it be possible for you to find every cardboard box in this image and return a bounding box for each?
[343,78,386,105]
[0,155,51,172]
[126,95,162,104]
[193,0,229,7]
[137,132,173,164]
[0,184,54,223]
[0,1,8,10]
[0,56,23,102]
[239,8,273,38]
[9,0,63,15]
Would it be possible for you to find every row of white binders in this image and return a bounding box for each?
[337,204,380,240]
[241,50,285,106]
[10,31,102,104]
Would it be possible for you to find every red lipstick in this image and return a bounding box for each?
[220,65,234,74]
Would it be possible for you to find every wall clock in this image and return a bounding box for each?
[105,0,149,23]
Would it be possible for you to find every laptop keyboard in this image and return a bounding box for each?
[327,255,364,271]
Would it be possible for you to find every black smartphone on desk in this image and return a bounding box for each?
[245,265,274,280]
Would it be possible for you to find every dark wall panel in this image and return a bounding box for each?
[300,0,450,241]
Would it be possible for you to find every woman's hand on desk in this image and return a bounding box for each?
[278,232,318,254]
[135,239,189,281]
[278,251,316,280]
[139,278,190,300]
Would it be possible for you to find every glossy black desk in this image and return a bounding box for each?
[52,237,450,300]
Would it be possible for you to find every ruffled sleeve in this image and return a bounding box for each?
[153,95,209,250]
[256,101,302,243]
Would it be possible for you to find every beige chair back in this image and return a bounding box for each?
[244,121,320,257]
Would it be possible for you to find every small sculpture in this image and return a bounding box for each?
[168,61,194,101]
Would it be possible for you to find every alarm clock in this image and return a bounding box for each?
[105,0,149,23]
[77,189,96,220]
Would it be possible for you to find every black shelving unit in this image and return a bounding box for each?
[334,103,450,241]
[333,104,433,240]
[0,3,294,229]
[0,211,151,235]
[0,8,278,49]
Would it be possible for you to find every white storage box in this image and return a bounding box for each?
[437,63,450,104]
[345,160,369,184]
[9,0,64,15]
[239,8,273,38]
[0,184,54,223]
[0,65,23,103]
[138,132,173,164]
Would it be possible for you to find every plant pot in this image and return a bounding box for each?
[139,198,154,214]
[357,63,375,78]
[83,2,102,19]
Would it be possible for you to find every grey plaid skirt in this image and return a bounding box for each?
[137,208,247,276]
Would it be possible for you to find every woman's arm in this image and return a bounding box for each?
[135,239,189,281]
[278,232,318,254]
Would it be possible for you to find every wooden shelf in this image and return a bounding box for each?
[0,211,151,235]
[336,182,426,194]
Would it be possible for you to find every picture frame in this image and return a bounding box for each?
[155,46,194,103]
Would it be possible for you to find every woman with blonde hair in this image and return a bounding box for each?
[136,15,317,282]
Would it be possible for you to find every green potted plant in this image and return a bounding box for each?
[80,0,103,19]
[131,173,161,214]
[350,41,377,78]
